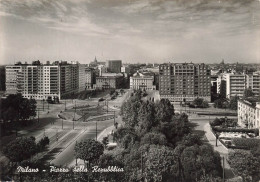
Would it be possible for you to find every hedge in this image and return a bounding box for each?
[232,138,260,150]
[212,126,259,136]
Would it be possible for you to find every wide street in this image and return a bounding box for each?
[3,90,130,168]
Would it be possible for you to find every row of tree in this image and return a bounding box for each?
[214,88,255,110]
[70,92,223,181]
[0,94,37,136]
[2,136,49,163]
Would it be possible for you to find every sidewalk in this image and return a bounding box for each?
[204,123,239,180]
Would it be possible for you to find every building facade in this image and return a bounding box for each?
[5,61,87,100]
[107,60,122,73]
[85,68,95,89]
[238,99,260,132]
[130,72,156,90]
[5,65,22,95]
[217,72,260,99]
[159,63,211,102]
[94,75,124,90]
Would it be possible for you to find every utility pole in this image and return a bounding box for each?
[62,118,63,129]
[96,121,97,141]
[216,133,218,147]
[222,156,225,182]
[141,150,143,179]
[43,99,44,111]
[73,119,74,130]
[75,141,78,166]
[73,100,76,120]
[107,100,108,113]
[114,111,115,125]
[65,100,66,111]
[56,128,58,141]
[38,109,39,123]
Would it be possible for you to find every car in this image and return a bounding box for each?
[99,98,104,102]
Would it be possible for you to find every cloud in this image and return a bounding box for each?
[0,0,259,64]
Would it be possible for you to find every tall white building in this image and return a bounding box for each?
[218,72,260,99]
[5,65,22,95]
[5,61,87,100]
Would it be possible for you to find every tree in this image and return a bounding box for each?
[102,136,109,148]
[229,95,239,110]
[155,99,175,123]
[96,154,125,181]
[193,98,209,108]
[121,97,142,128]
[144,145,180,182]
[3,137,37,162]
[74,139,104,164]
[140,132,167,146]
[37,136,50,152]
[228,150,260,182]
[160,113,191,146]
[180,144,222,182]
[243,88,255,98]
[0,94,37,129]
[136,101,158,136]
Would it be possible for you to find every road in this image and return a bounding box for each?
[34,90,130,166]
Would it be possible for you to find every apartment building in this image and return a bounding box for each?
[159,63,211,102]
[107,60,122,73]
[5,65,22,95]
[246,72,260,97]
[238,99,260,132]
[5,61,87,100]
[218,72,260,99]
[85,68,95,89]
[130,72,156,90]
[94,73,124,90]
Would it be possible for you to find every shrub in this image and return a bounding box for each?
[212,127,259,136]
[232,138,260,150]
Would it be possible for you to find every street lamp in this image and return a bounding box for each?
[95,121,97,141]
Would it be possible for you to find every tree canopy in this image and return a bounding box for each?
[3,137,37,162]
[74,139,104,163]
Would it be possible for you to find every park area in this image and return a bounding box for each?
[210,117,260,149]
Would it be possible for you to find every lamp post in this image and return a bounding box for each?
[42,99,45,111]
[38,109,39,123]
[95,121,97,141]
[56,128,58,141]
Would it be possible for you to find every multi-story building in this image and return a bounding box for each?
[5,61,87,100]
[159,63,211,102]
[5,65,22,95]
[224,74,246,99]
[217,72,260,99]
[94,73,124,90]
[246,72,260,97]
[121,66,130,74]
[107,60,122,73]
[130,72,156,90]
[238,98,260,132]
[85,68,95,89]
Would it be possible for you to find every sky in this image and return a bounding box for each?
[0,0,260,65]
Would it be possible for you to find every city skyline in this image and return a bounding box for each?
[0,0,260,65]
